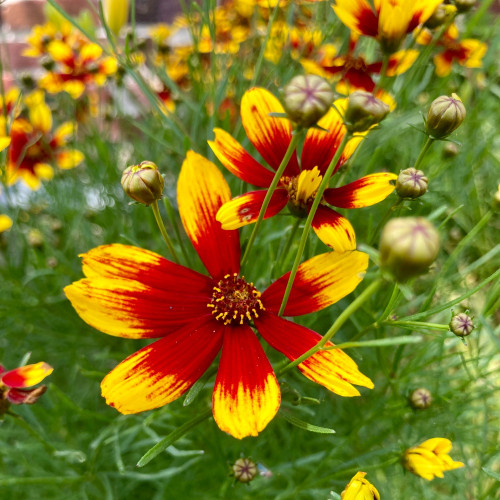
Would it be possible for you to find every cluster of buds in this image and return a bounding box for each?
[282,75,334,128]
[380,217,440,282]
[121,161,164,206]
[426,94,466,139]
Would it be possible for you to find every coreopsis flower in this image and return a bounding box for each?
[301,37,418,98]
[1,90,84,190]
[333,0,443,53]
[64,151,373,439]
[0,362,53,414]
[0,87,21,118]
[37,34,117,99]
[209,87,397,252]
[341,471,380,499]
[22,21,73,58]
[417,24,487,77]
[404,438,465,480]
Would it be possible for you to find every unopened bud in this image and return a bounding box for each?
[104,0,130,36]
[410,388,433,409]
[345,91,390,133]
[232,458,257,483]
[453,0,475,12]
[493,184,500,210]
[380,217,440,281]
[282,75,334,128]
[449,312,474,337]
[27,228,44,247]
[396,168,428,199]
[443,142,460,158]
[425,4,457,29]
[121,161,164,206]
[426,94,465,139]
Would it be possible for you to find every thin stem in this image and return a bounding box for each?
[272,217,301,278]
[375,282,400,323]
[162,196,193,267]
[414,136,434,170]
[373,53,390,94]
[385,320,449,331]
[278,133,351,316]
[8,413,57,454]
[241,131,301,269]
[368,198,403,245]
[279,278,384,375]
[151,200,180,264]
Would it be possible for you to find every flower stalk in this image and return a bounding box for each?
[241,131,302,269]
[151,200,180,264]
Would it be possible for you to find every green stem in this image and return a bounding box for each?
[278,278,384,375]
[278,133,350,316]
[162,196,192,267]
[373,53,390,94]
[151,200,180,264]
[375,282,400,323]
[8,414,56,454]
[414,136,434,170]
[384,320,449,331]
[241,132,301,269]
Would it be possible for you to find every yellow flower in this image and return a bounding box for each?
[404,438,465,481]
[0,215,13,233]
[341,472,380,499]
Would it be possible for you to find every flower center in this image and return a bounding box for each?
[281,166,323,213]
[207,273,264,325]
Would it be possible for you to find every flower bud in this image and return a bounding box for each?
[443,142,460,158]
[232,458,258,483]
[282,75,334,128]
[27,228,44,247]
[453,0,476,13]
[104,0,130,36]
[449,312,474,337]
[425,4,457,29]
[344,91,390,133]
[410,388,433,409]
[396,168,428,199]
[493,184,500,211]
[121,161,164,206]
[426,94,465,139]
[380,217,440,281]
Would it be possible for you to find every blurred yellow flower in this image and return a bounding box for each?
[104,0,129,36]
[0,215,13,233]
[404,438,465,481]
[341,471,380,499]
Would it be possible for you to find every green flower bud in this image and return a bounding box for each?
[380,217,440,282]
[426,94,466,139]
[443,142,460,158]
[121,161,164,206]
[410,388,433,409]
[425,4,457,29]
[345,91,390,133]
[453,0,476,13]
[449,312,474,337]
[396,168,428,199]
[282,75,334,128]
[493,184,500,211]
[232,458,258,483]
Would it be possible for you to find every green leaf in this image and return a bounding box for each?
[280,413,335,434]
[333,335,423,350]
[482,467,500,482]
[137,409,211,467]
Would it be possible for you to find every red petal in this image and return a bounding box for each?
[216,189,289,230]
[101,317,223,414]
[262,249,368,316]
[208,128,275,187]
[1,362,53,389]
[241,88,300,176]
[6,386,47,405]
[323,173,397,208]
[213,325,280,439]
[256,313,373,396]
[178,151,241,280]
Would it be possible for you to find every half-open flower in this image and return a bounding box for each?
[404,438,465,480]
[65,151,373,440]
[209,87,396,253]
[0,362,53,412]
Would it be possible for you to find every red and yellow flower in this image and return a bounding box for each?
[404,438,465,480]
[0,362,53,412]
[1,90,84,190]
[23,21,73,58]
[65,151,373,439]
[333,0,442,52]
[209,87,397,252]
[417,24,487,77]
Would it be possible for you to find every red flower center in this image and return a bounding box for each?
[207,273,264,325]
